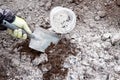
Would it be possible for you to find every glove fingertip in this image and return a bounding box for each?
[17,29,22,38]
[24,25,32,34]
[22,34,27,39]
[27,30,32,34]
[13,29,18,37]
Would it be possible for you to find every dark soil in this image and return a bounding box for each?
[43,38,78,80]
[12,38,78,80]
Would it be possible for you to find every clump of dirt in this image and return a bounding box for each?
[12,37,79,80]
[11,39,41,61]
[42,38,78,80]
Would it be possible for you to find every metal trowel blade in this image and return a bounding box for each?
[29,27,60,52]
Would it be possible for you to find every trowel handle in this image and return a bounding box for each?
[1,20,35,39]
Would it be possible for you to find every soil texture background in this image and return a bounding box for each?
[0,0,120,80]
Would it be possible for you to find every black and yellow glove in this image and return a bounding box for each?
[0,9,32,39]
[7,16,32,39]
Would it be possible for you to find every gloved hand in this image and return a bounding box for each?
[7,16,32,39]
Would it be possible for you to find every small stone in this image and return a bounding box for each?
[114,65,120,73]
[35,14,39,17]
[39,2,45,7]
[71,34,78,39]
[81,60,89,66]
[67,71,78,80]
[26,16,32,22]
[16,12,22,16]
[94,16,101,21]
[41,63,52,72]
[101,33,112,41]
[63,62,71,68]
[77,37,81,42]
[32,54,48,66]
[70,39,76,43]
[45,1,52,10]
[111,33,120,45]
[21,54,27,60]
[101,42,111,50]
[95,4,103,11]
[69,57,77,65]
[97,11,106,18]
[28,6,33,11]
[89,22,95,28]
[11,58,20,66]
[64,56,78,68]
[93,42,101,48]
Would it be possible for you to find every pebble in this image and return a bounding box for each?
[71,34,78,39]
[93,42,101,48]
[39,2,45,7]
[28,6,33,11]
[67,71,78,80]
[32,54,48,66]
[101,33,112,41]
[45,1,52,10]
[81,60,89,66]
[97,11,106,18]
[70,39,76,43]
[41,63,52,72]
[95,4,103,11]
[21,54,27,60]
[64,56,79,68]
[63,62,71,68]
[11,58,20,66]
[94,15,101,21]
[111,33,120,45]
[114,65,120,73]
[77,37,81,42]
[101,42,111,50]
[89,22,95,28]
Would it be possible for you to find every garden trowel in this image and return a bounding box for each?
[1,20,60,52]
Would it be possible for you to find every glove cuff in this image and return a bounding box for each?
[0,9,15,23]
